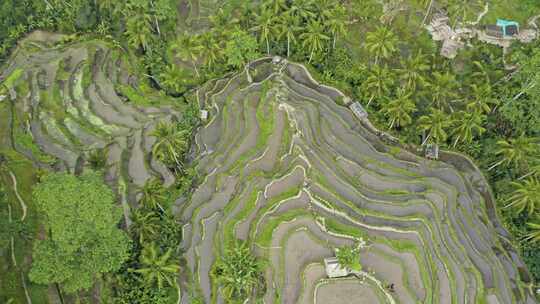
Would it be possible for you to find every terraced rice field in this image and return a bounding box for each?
[1,33,536,303]
[181,57,537,303]
[0,33,182,226]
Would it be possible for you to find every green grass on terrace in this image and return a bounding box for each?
[222,188,259,247]
[255,209,312,248]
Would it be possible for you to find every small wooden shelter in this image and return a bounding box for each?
[485,19,520,38]
[350,102,368,120]
[200,110,209,121]
[324,257,349,278]
[497,19,519,37]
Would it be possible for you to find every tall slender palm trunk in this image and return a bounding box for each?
[192,61,200,77]
[367,95,375,106]
[55,283,65,304]
[518,171,536,180]
[287,36,290,57]
[453,135,461,147]
[422,0,434,25]
[422,133,431,145]
[488,159,505,171]
[150,0,161,35]
[43,0,53,9]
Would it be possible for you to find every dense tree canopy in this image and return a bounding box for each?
[1,0,540,300]
[213,242,264,302]
[224,29,261,69]
[500,48,540,134]
[29,172,130,292]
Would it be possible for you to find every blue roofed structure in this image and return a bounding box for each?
[496,19,519,37]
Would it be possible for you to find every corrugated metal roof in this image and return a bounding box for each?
[350,102,368,119]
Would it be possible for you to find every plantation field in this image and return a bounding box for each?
[1,0,540,303]
[179,57,537,303]
[0,32,186,302]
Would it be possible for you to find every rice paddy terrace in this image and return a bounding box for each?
[0,32,181,227]
[182,58,537,304]
[0,32,537,304]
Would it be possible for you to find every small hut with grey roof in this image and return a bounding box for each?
[350,102,368,120]
[324,257,349,278]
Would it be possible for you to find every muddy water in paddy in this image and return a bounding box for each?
[316,279,384,304]
[4,37,180,238]
[7,37,531,303]
[180,58,536,303]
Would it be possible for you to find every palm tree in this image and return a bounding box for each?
[130,209,160,244]
[428,71,460,112]
[471,60,492,83]
[451,111,486,147]
[237,2,255,28]
[263,0,287,14]
[525,221,540,243]
[315,0,335,15]
[275,12,299,58]
[139,178,167,212]
[418,108,452,144]
[213,242,263,301]
[383,88,416,129]
[126,0,149,11]
[489,136,538,171]
[150,0,175,36]
[300,20,330,63]
[251,8,275,55]
[363,65,394,106]
[505,178,540,215]
[159,64,196,95]
[352,0,381,22]
[289,0,316,21]
[88,149,107,170]
[519,162,540,180]
[447,0,484,26]
[97,0,121,19]
[97,0,115,12]
[397,51,430,90]
[199,31,222,68]
[173,35,203,77]
[125,13,153,52]
[132,243,180,289]
[365,26,398,64]
[151,121,189,170]
[419,0,433,22]
[325,6,348,49]
[466,84,497,114]
[209,8,236,28]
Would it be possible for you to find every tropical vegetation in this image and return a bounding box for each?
[1,0,540,302]
[335,244,362,272]
[29,172,130,293]
[212,242,264,302]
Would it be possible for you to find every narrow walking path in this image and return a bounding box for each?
[8,169,27,221]
[3,169,32,304]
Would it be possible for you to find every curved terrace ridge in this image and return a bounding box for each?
[181,57,536,304]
